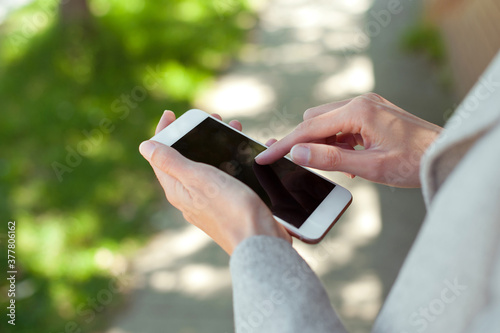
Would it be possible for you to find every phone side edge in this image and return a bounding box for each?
[297,185,353,243]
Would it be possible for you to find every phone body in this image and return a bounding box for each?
[151,109,352,243]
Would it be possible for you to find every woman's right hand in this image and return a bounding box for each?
[255,93,442,188]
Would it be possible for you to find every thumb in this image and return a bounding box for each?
[139,140,192,177]
[290,143,376,176]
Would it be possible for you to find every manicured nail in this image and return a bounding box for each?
[291,145,310,164]
[139,141,156,160]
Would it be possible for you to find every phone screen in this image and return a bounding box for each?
[171,117,335,228]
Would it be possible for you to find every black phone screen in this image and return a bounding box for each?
[171,117,335,228]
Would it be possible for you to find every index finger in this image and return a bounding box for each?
[255,110,354,165]
[303,98,353,120]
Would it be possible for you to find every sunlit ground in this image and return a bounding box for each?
[106,0,390,332]
[195,0,384,324]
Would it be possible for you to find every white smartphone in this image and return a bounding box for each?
[150,109,352,244]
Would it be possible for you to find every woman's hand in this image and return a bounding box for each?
[255,93,442,188]
[140,111,291,255]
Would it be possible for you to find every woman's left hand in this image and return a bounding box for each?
[139,111,292,255]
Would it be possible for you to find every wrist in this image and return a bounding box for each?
[228,204,289,254]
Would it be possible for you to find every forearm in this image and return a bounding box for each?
[230,236,347,333]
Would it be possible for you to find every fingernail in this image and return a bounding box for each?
[255,150,267,161]
[291,145,310,164]
[159,110,168,121]
[139,141,156,160]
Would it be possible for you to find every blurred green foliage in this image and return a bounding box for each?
[0,0,254,331]
[402,23,446,64]
[401,23,453,90]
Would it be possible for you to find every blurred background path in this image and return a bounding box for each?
[107,0,455,332]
